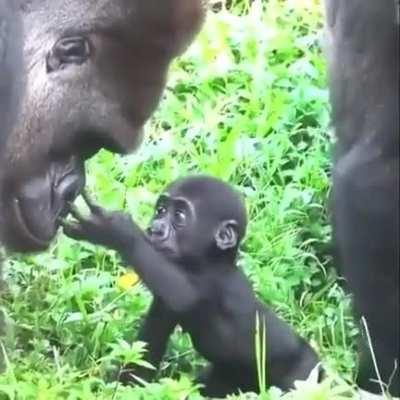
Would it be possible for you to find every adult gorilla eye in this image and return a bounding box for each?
[46,36,91,73]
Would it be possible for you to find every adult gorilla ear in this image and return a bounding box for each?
[214,220,239,250]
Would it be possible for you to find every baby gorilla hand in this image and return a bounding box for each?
[62,191,137,251]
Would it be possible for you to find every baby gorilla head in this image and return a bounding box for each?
[147,176,247,265]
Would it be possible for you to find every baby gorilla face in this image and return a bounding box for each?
[146,177,243,266]
[147,193,197,261]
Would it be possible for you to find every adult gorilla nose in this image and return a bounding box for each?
[55,168,85,215]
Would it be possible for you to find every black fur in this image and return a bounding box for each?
[325,0,399,395]
[64,176,321,397]
[0,0,22,150]
[0,0,205,252]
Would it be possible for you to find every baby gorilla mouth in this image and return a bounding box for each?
[1,158,85,252]
[146,228,174,255]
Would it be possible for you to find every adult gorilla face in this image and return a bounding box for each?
[0,0,205,252]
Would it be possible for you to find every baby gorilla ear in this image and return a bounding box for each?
[214,220,239,250]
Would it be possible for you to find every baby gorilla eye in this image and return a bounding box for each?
[174,210,186,225]
[156,206,167,216]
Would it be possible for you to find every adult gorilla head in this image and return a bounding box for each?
[0,0,205,252]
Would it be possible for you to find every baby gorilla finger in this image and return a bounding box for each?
[68,203,86,221]
[61,221,87,241]
[82,190,103,215]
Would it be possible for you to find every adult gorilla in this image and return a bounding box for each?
[325,0,399,396]
[0,0,205,252]
[0,0,22,150]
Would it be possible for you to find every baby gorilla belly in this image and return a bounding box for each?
[182,315,253,366]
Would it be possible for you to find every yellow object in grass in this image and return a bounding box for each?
[117,272,140,291]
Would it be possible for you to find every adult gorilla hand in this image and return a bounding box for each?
[62,192,137,251]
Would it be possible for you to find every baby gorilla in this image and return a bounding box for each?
[64,176,320,397]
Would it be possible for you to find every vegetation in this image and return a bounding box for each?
[1,1,361,398]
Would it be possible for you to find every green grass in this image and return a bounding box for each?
[0,1,361,398]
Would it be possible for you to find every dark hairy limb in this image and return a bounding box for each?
[325,0,399,395]
[119,298,177,385]
[62,193,199,313]
[197,365,243,398]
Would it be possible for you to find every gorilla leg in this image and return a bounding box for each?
[325,0,399,395]
[334,142,399,395]
[197,365,243,398]
[119,299,177,385]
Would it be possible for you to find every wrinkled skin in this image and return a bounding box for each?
[325,0,399,395]
[0,0,205,252]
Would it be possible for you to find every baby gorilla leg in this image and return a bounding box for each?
[197,365,257,398]
[197,365,239,398]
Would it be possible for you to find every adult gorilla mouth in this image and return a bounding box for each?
[1,158,85,252]
[2,200,55,252]
[13,198,50,249]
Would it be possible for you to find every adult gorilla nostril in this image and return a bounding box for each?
[57,172,85,203]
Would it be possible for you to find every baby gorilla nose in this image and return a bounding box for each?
[149,220,169,241]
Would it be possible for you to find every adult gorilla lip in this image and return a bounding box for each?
[12,197,51,248]
[2,157,85,252]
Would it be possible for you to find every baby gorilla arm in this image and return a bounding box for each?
[120,298,178,384]
[63,193,199,313]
